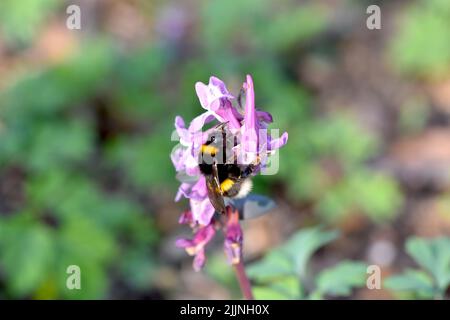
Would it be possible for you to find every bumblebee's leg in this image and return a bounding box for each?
[240,155,261,178]
[211,163,222,195]
[206,163,226,214]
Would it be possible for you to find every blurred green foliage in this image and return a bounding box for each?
[385,237,450,299]
[278,114,402,223]
[391,0,450,78]
[0,0,443,299]
[202,0,328,54]
[0,0,60,46]
[0,42,162,298]
[247,227,368,299]
[197,0,404,224]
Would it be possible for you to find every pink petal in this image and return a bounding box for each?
[224,207,243,265]
[190,197,215,225]
[215,103,241,131]
[188,112,217,132]
[178,210,194,225]
[209,76,231,96]
[190,176,208,199]
[193,249,206,271]
[175,182,192,201]
[269,132,289,150]
[195,82,210,109]
[240,75,258,156]
[256,110,273,124]
[170,147,184,170]
[175,238,193,249]
[244,75,256,131]
[174,116,190,145]
[224,239,241,265]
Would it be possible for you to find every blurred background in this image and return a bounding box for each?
[0,0,449,299]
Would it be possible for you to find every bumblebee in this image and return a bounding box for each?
[198,124,258,214]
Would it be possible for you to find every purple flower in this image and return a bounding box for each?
[189,195,215,226]
[171,116,206,177]
[240,75,259,164]
[196,76,234,112]
[240,75,288,159]
[224,207,243,265]
[269,131,289,151]
[176,223,216,271]
[190,76,241,132]
[256,110,273,128]
[172,74,288,271]
[178,210,195,227]
[174,182,191,202]
[175,176,215,226]
[188,176,215,225]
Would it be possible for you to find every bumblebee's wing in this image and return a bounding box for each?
[205,164,226,214]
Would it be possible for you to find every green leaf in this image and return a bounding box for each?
[258,5,328,51]
[317,171,402,223]
[405,237,450,292]
[58,217,116,265]
[0,0,59,45]
[248,227,337,300]
[248,227,338,283]
[253,286,290,300]
[253,275,302,300]
[384,269,436,298]
[107,130,175,188]
[390,0,450,78]
[0,216,54,296]
[351,172,402,222]
[27,121,94,172]
[280,227,338,278]
[247,251,295,281]
[26,169,102,220]
[56,259,108,299]
[205,253,237,289]
[270,276,302,299]
[54,218,116,299]
[316,261,367,297]
[0,41,114,120]
[119,249,156,292]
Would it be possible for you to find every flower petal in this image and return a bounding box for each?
[195,76,234,112]
[243,75,256,132]
[176,223,215,252]
[174,116,191,146]
[224,239,241,265]
[195,82,210,109]
[190,197,215,225]
[185,153,201,176]
[224,207,243,265]
[188,111,217,132]
[193,249,206,271]
[240,75,258,162]
[216,103,241,132]
[175,238,194,250]
[170,146,185,171]
[178,210,194,225]
[269,132,289,150]
[256,110,273,125]
[209,76,233,97]
[175,182,192,201]
[190,176,208,199]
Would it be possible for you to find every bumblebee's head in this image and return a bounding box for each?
[201,144,219,157]
[199,126,234,165]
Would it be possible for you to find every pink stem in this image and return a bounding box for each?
[233,259,254,300]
